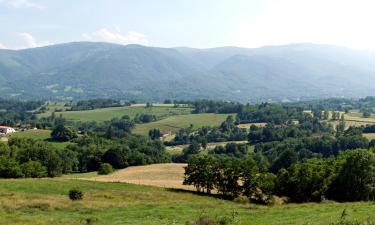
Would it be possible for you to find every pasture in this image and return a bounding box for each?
[38,105,192,122]
[0,178,374,224]
[133,113,232,135]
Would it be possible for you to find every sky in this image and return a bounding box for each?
[1,0,375,50]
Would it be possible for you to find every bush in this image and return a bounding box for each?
[69,188,83,201]
[98,163,114,175]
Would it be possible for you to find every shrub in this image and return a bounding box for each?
[98,163,114,175]
[69,188,83,201]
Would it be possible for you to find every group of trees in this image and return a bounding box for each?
[0,138,78,178]
[184,149,375,203]
[68,98,128,111]
[167,116,247,146]
[184,155,275,202]
[65,135,170,172]
[0,99,42,127]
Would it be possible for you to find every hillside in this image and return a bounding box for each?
[0,178,374,224]
[2,42,375,101]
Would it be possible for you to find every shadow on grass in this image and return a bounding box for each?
[166,187,233,201]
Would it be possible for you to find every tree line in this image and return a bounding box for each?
[184,149,375,203]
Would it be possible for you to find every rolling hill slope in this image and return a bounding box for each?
[1,42,375,102]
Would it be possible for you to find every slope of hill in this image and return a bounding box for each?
[0,178,374,224]
[1,42,375,102]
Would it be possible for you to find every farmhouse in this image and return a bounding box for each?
[0,126,16,134]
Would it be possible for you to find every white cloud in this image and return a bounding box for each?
[19,33,52,48]
[234,0,375,50]
[0,0,45,9]
[82,28,149,46]
[0,43,6,49]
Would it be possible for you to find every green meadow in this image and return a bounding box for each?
[38,105,192,122]
[0,178,373,225]
[133,113,233,135]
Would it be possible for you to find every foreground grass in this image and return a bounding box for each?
[38,105,192,122]
[0,179,374,224]
[133,113,232,135]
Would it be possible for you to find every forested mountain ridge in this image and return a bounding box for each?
[1,42,375,102]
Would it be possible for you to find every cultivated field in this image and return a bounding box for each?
[0,178,374,224]
[345,112,375,123]
[133,113,232,135]
[38,105,192,122]
[88,163,190,190]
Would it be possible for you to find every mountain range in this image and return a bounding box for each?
[1,42,375,102]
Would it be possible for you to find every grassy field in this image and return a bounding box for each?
[345,112,375,123]
[0,178,374,224]
[38,105,192,122]
[7,129,72,149]
[133,113,232,135]
[88,163,190,190]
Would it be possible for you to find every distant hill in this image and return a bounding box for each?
[1,42,375,102]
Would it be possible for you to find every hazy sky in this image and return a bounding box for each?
[1,0,375,49]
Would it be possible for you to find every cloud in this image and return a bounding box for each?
[0,0,45,9]
[0,43,6,49]
[19,33,52,48]
[234,0,375,50]
[82,28,149,46]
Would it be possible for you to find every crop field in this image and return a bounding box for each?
[38,105,192,122]
[133,113,232,135]
[363,133,375,140]
[0,178,373,224]
[88,163,190,190]
[237,123,267,129]
[345,112,375,123]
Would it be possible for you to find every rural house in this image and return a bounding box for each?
[0,126,16,134]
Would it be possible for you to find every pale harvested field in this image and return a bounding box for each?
[87,163,192,190]
[329,120,374,129]
[237,122,267,129]
[363,133,375,140]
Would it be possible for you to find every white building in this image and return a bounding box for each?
[0,126,16,134]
